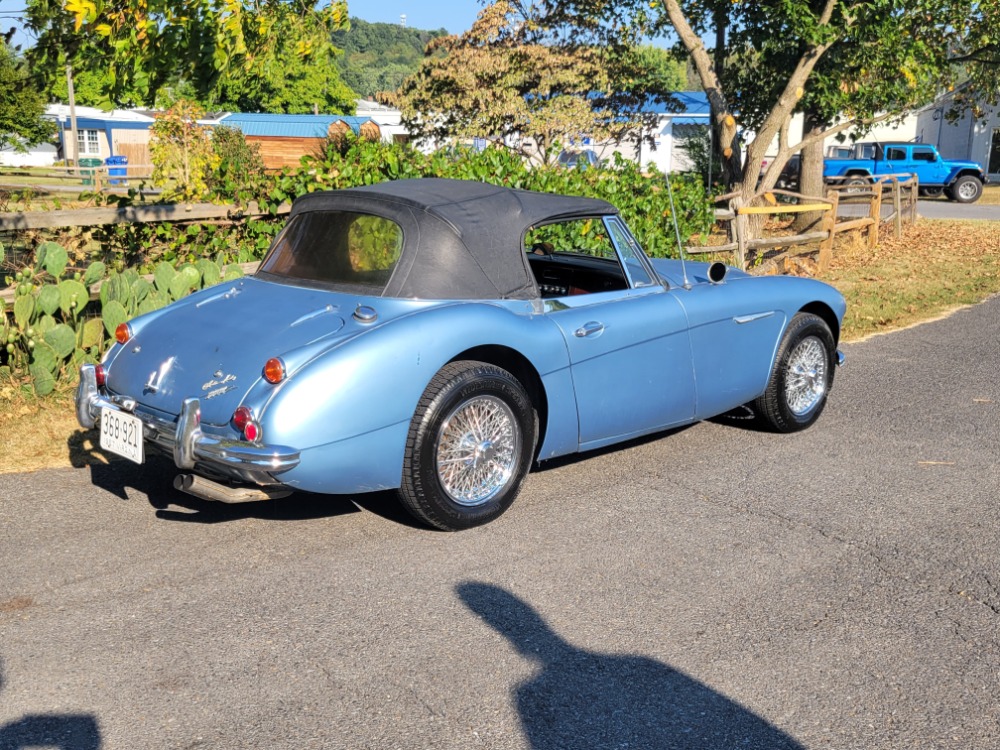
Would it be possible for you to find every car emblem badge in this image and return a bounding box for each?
[202,370,237,399]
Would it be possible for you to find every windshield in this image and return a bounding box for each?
[258,211,404,292]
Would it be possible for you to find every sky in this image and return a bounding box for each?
[0,0,487,48]
[346,0,485,34]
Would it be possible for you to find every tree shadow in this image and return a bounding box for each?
[0,659,102,750]
[456,582,804,750]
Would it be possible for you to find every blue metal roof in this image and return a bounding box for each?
[644,92,711,116]
[217,113,372,138]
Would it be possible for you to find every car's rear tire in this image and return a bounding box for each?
[948,175,983,204]
[753,313,837,433]
[399,361,536,531]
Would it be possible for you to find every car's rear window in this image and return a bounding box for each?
[258,210,404,291]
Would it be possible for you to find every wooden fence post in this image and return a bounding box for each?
[868,180,883,250]
[892,177,903,238]
[818,189,839,271]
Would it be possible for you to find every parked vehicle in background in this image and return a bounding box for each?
[823,142,988,203]
[557,149,601,170]
[757,154,801,191]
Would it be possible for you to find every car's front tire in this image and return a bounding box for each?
[948,175,983,204]
[754,313,837,433]
[399,361,536,531]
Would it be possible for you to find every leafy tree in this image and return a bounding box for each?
[210,7,357,113]
[384,1,673,165]
[24,0,352,110]
[512,0,1000,223]
[334,17,448,97]
[0,40,53,152]
[149,101,219,202]
[207,125,267,202]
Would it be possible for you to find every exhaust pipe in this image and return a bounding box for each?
[173,474,292,503]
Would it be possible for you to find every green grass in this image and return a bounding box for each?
[981,184,1000,205]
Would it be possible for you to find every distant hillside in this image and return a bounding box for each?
[334,17,447,98]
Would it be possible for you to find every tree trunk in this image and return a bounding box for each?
[794,108,827,232]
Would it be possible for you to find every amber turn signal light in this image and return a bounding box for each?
[263,357,285,384]
[115,322,132,345]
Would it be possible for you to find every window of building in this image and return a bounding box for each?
[77,129,101,156]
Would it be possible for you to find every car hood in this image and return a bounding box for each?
[104,277,424,424]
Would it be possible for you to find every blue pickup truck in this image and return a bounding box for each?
[823,142,988,203]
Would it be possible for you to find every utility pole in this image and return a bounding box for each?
[65,63,79,168]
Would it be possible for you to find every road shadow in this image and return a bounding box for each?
[457,582,804,750]
[0,659,102,750]
[534,423,696,474]
[70,441,425,527]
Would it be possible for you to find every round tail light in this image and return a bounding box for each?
[115,322,132,345]
[94,364,107,387]
[232,406,261,442]
[263,357,285,384]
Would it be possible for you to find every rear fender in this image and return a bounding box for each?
[254,301,572,493]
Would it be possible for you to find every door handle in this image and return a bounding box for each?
[574,321,605,337]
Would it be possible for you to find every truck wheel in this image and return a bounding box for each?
[844,175,870,193]
[948,175,983,204]
[919,187,943,198]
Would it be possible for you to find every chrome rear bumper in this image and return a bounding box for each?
[75,364,300,483]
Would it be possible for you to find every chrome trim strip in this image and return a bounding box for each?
[734,311,776,324]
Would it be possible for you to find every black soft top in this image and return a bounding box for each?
[288,178,618,300]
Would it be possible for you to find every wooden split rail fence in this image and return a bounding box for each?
[0,201,289,305]
[687,173,919,271]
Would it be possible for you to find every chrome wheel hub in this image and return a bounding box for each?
[436,395,520,507]
[785,336,828,416]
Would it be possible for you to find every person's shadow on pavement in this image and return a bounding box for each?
[0,659,101,750]
[457,582,804,750]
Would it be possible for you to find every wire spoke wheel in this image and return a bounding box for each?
[436,395,520,507]
[753,313,837,433]
[784,336,828,416]
[399,361,536,530]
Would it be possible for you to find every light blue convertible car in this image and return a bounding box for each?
[76,178,846,530]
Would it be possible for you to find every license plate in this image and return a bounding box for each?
[99,407,144,464]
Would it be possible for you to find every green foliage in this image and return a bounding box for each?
[25,0,350,108]
[334,17,448,97]
[0,40,54,152]
[150,101,220,202]
[208,126,268,203]
[1,239,245,395]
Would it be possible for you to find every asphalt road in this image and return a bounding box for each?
[837,197,1000,221]
[2,297,999,750]
[916,198,1000,221]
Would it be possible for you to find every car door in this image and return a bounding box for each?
[529,217,696,450]
[911,145,949,185]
